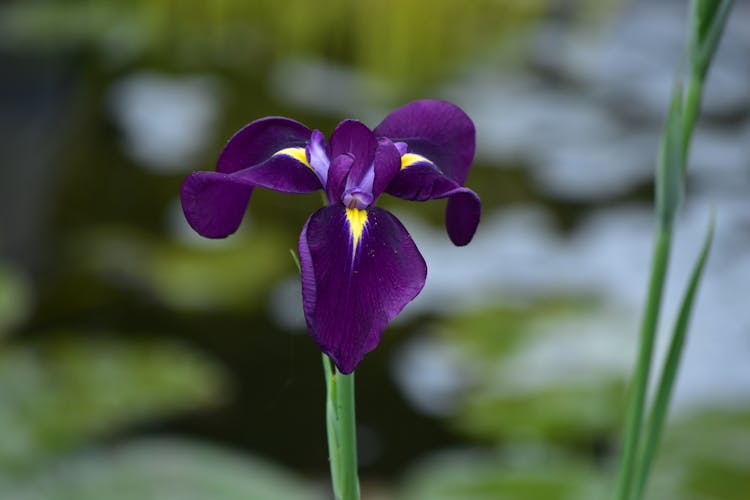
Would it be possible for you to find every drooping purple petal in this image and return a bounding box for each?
[445,188,481,246]
[299,205,427,373]
[386,160,455,200]
[374,100,475,185]
[234,154,321,193]
[217,117,311,173]
[387,162,481,246]
[181,171,253,238]
[181,155,321,238]
[329,119,377,186]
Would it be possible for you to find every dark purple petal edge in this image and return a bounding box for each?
[217,117,311,174]
[182,155,321,238]
[386,163,481,246]
[374,100,475,185]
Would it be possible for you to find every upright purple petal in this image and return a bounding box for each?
[371,138,401,199]
[329,120,377,185]
[374,100,475,185]
[217,117,311,173]
[299,205,427,373]
[387,163,481,246]
[325,153,355,204]
[306,129,331,186]
[181,155,321,238]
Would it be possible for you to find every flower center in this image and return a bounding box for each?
[342,188,373,210]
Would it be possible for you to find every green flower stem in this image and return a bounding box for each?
[613,228,672,500]
[613,86,692,500]
[632,216,714,500]
[681,71,703,162]
[323,354,360,500]
[617,40,710,500]
[613,1,731,496]
[619,70,706,500]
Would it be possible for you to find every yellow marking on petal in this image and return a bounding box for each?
[345,208,368,254]
[400,153,431,170]
[274,147,312,169]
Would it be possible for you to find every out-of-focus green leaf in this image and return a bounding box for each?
[397,446,607,500]
[0,337,227,471]
[656,85,684,228]
[690,0,734,78]
[436,304,629,444]
[1,438,325,500]
[0,262,32,335]
[632,214,715,500]
[457,380,626,444]
[437,300,589,361]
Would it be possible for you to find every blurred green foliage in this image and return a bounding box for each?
[0,254,326,498]
[398,446,607,500]
[404,302,750,500]
[436,304,627,443]
[0,263,32,335]
[647,410,750,500]
[0,336,226,472]
[3,439,325,500]
[460,381,626,443]
[397,408,750,500]
[0,0,544,88]
[75,226,292,312]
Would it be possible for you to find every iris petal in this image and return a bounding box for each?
[329,120,377,186]
[445,188,481,246]
[238,153,321,193]
[339,138,400,209]
[181,154,321,238]
[306,129,330,185]
[217,117,311,174]
[326,153,355,203]
[371,138,401,199]
[181,172,252,238]
[400,152,432,170]
[299,205,427,374]
[273,147,311,167]
[386,163,481,246]
[374,100,475,185]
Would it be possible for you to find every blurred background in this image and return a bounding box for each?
[1,0,749,498]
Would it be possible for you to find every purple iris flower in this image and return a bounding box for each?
[181,100,480,373]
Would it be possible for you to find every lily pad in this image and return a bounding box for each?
[433,304,631,444]
[397,446,607,500]
[2,438,325,500]
[0,336,227,471]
